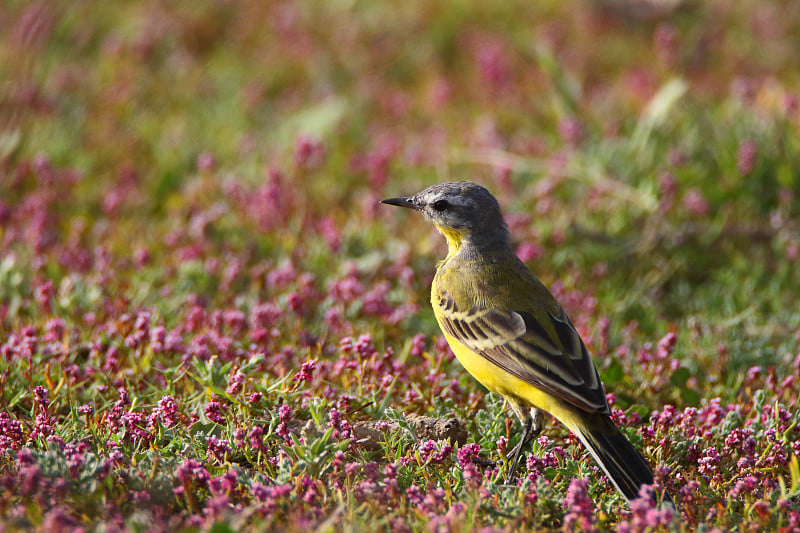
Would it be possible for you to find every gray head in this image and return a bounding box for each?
[381,181,509,250]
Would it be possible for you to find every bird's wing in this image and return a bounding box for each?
[437,291,609,413]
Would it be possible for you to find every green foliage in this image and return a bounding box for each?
[2,0,800,531]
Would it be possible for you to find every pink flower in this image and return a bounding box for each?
[558,116,584,146]
[496,436,508,456]
[248,426,264,451]
[657,332,678,359]
[457,443,481,467]
[206,436,231,463]
[475,38,510,91]
[294,135,326,168]
[654,23,677,64]
[276,404,292,439]
[33,386,49,411]
[197,151,216,172]
[410,334,426,357]
[155,395,180,427]
[562,478,597,533]
[293,360,317,383]
[205,399,227,424]
[616,484,675,532]
[737,140,757,176]
[683,189,709,217]
[516,242,543,263]
[176,458,209,486]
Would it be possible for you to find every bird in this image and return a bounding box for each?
[382,180,669,504]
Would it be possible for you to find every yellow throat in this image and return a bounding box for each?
[435,225,465,259]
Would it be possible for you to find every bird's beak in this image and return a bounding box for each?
[380,197,419,210]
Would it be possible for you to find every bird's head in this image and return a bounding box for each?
[381,181,509,254]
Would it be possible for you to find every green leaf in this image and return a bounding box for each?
[669,367,692,388]
[277,97,347,146]
[679,388,700,406]
[209,521,236,533]
[632,78,688,150]
[789,454,800,494]
[600,359,624,385]
[627,404,651,421]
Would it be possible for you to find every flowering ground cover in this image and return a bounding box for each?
[2,1,800,531]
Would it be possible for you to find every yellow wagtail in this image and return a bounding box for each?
[382,181,668,504]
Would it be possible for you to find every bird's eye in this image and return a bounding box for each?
[432,199,450,212]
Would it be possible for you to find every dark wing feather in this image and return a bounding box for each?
[438,293,609,413]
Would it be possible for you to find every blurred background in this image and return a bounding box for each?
[2,1,800,529]
[3,0,799,355]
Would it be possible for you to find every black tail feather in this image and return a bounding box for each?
[572,414,671,505]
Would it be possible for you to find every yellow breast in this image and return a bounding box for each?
[435,314,577,425]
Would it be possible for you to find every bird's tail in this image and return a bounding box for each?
[567,413,670,505]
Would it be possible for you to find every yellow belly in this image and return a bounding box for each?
[442,331,578,426]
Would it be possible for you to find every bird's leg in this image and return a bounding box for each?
[505,405,543,484]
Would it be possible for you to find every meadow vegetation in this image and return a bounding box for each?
[1,1,800,531]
